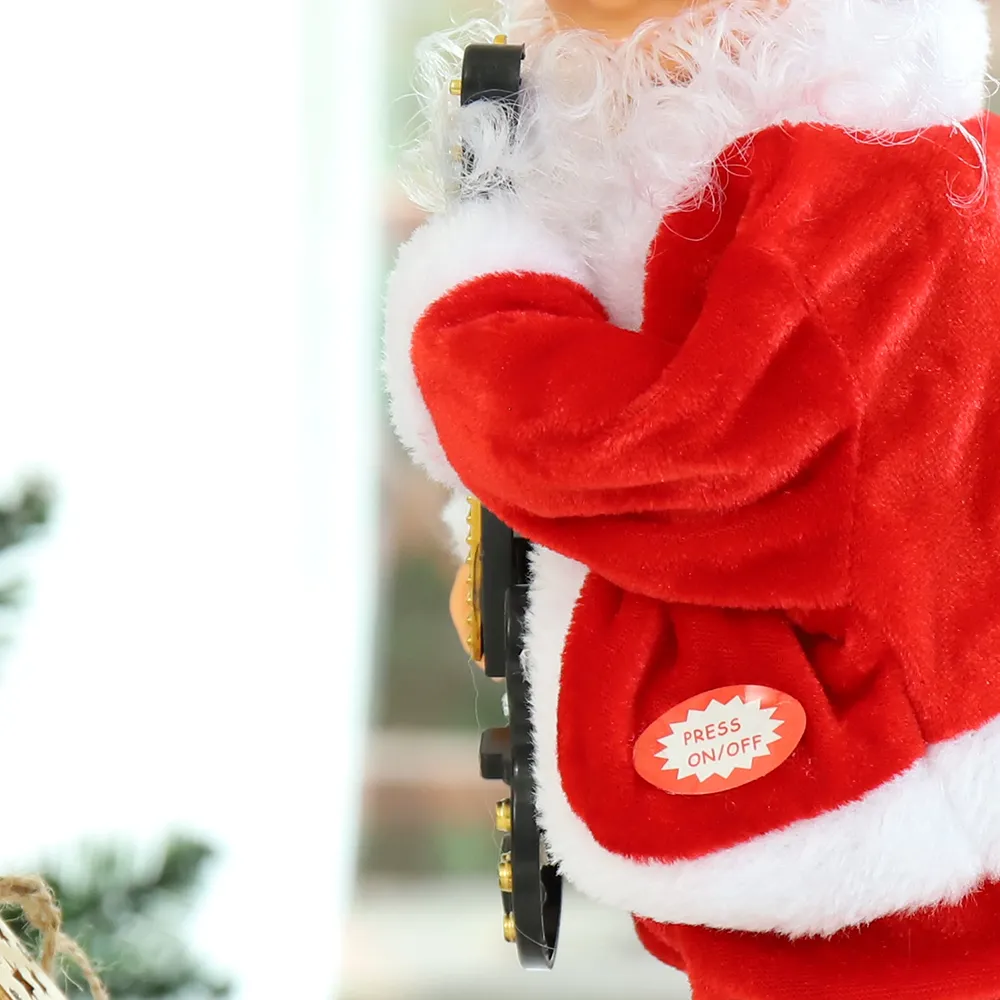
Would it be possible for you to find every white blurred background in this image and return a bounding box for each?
[0,1,377,998]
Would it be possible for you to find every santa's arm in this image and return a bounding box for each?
[384,196,856,602]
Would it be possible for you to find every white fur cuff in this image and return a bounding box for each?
[382,197,591,488]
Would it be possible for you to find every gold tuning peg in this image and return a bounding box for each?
[495,799,512,833]
[494,34,508,45]
[503,912,517,943]
[499,856,513,893]
[449,79,462,97]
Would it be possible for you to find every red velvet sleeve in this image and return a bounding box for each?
[411,229,857,607]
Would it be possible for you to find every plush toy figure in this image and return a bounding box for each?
[384,0,1000,997]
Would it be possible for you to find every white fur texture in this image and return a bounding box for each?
[382,196,591,489]
[440,489,474,561]
[525,547,1000,938]
[404,0,990,284]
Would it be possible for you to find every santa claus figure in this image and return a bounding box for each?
[383,0,1000,997]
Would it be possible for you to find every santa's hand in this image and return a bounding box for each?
[447,561,483,669]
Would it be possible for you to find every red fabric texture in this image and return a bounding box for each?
[636,881,1000,1000]
[556,578,924,861]
[410,117,1000,995]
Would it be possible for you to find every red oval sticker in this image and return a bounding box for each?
[633,685,806,796]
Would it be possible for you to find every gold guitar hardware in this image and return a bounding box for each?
[495,798,512,833]
[499,853,513,893]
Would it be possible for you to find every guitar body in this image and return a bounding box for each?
[460,39,563,971]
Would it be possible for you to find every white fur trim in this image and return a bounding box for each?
[525,547,1000,938]
[441,488,473,561]
[382,197,591,487]
[394,0,993,401]
[406,0,991,232]
[760,0,989,133]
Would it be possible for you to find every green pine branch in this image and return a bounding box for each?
[0,483,231,997]
[0,478,53,633]
[4,835,232,1000]
[0,479,52,556]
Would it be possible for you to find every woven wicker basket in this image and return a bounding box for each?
[0,919,64,1000]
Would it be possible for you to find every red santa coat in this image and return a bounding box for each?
[384,5,1000,996]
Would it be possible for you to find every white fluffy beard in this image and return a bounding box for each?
[401,0,988,328]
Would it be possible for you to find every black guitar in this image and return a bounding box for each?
[457,38,563,970]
